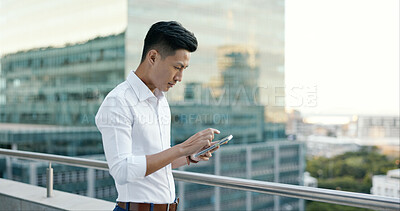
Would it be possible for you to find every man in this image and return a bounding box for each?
[95,21,220,211]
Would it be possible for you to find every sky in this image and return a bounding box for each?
[0,0,127,53]
[0,0,398,117]
[285,0,399,116]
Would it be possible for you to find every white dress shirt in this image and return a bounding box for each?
[95,71,175,203]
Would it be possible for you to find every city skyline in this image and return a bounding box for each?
[0,0,398,117]
[0,1,397,209]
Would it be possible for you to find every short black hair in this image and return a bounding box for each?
[140,21,198,63]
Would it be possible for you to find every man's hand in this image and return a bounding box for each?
[190,140,221,162]
[178,128,220,157]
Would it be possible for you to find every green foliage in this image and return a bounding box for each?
[317,176,371,193]
[305,146,399,211]
[307,146,398,183]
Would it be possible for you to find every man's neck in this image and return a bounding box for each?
[135,65,156,93]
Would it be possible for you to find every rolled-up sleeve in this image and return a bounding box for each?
[95,95,146,185]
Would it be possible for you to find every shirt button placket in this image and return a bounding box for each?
[156,101,163,148]
[159,101,173,201]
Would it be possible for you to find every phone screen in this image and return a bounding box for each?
[194,135,233,158]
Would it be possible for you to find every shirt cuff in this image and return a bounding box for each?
[126,155,147,182]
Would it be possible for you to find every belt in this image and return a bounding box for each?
[117,200,179,211]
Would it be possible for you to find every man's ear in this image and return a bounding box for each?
[147,50,158,66]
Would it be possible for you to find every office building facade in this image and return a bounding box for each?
[177,140,305,211]
[0,33,125,202]
[0,33,125,126]
[126,0,286,123]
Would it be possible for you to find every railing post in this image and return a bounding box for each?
[274,144,280,211]
[87,168,95,197]
[215,150,221,211]
[46,162,53,197]
[246,146,252,211]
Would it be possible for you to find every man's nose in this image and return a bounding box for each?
[174,70,183,82]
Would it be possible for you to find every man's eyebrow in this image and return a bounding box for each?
[176,62,188,69]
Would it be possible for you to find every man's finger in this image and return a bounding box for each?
[213,129,221,134]
[199,156,209,161]
[209,128,220,136]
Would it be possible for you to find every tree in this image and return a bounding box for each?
[305,146,399,210]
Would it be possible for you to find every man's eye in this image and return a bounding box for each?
[174,66,181,70]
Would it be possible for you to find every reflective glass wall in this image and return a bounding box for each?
[126,0,286,122]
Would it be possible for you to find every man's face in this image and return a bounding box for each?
[150,49,191,92]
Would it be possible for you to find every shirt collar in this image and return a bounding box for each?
[127,71,165,102]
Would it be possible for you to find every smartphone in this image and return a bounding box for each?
[194,135,233,158]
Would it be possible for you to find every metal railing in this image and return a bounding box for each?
[0,148,399,210]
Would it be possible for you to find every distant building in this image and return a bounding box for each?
[357,116,400,139]
[182,82,203,103]
[303,135,361,158]
[355,116,400,157]
[286,110,313,139]
[287,112,400,157]
[0,33,125,126]
[264,122,287,141]
[371,169,400,198]
[216,45,260,105]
